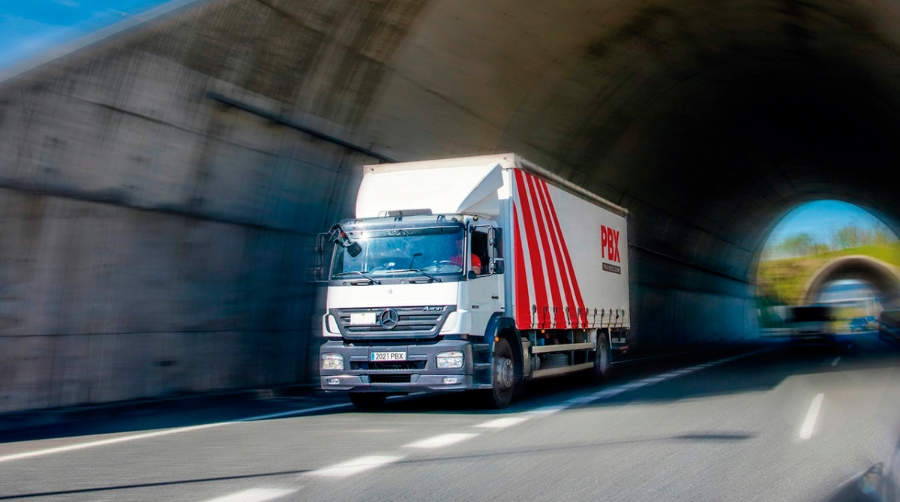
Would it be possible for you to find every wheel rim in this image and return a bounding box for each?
[496,356,514,390]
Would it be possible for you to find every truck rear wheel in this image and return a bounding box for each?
[590,332,612,383]
[348,392,387,410]
[485,337,515,409]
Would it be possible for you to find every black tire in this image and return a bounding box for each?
[590,331,612,383]
[486,337,516,409]
[348,392,387,410]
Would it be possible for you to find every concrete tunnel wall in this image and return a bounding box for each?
[5,0,900,412]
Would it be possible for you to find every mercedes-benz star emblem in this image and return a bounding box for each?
[379,309,400,329]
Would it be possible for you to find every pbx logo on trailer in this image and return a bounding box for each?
[601,225,621,263]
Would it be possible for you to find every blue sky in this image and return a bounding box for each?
[765,200,890,247]
[0,0,173,70]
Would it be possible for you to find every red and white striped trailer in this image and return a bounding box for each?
[319,153,630,408]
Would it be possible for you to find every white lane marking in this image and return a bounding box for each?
[475,417,530,428]
[1,402,357,463]
[799,393,825,440]
[308,455,403,477]
[526,405,566,415]
[202,488,297,502]
[831,357,841,367]
[590,389,624,399]
[0,349,772,465]
[0,422,229,464]
[404,433,478,449]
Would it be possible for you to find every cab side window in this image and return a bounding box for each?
[471,228,489,276]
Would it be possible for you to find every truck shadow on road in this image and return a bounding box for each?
[569,334,900,411]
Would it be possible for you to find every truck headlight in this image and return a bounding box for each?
[321,353,344,370]
[436,351,464,369]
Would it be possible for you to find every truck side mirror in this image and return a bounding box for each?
[490,258,505,274]
[347,242,362,258]
[315,233,331,282]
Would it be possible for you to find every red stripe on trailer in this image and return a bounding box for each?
[512,205,531,329]
[513,170,549,329]
[535,178,578,328]
[540,180,588,327]
[526,174,565,328]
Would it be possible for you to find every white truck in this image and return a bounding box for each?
[318,154,630,408]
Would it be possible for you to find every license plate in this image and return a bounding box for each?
[371,351,406,362]
[350,313,376,325]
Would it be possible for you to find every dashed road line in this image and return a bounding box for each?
[799,393,825,440]
[526,405,566,415]
[307,456,403,477]
[202,488,297,502]
[404,433,479,449]
[297,348,774,481]
[475,417,530,428]
[2,348,770,471]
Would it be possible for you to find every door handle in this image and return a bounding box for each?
[491,295,499,299]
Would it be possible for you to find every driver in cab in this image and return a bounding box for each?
[470,253,482,275]
[450,253,482,275]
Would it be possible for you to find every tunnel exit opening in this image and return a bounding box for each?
[755,200,900,331]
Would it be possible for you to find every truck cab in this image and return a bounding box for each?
[320,212,505,408]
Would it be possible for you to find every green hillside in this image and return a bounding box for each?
[756,243,900,306]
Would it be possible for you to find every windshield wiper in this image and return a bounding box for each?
[390,269,443,283]
[333,271,381,285]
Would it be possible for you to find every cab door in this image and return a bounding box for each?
[467,225,504,335]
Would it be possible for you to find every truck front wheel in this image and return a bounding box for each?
[348,392,387,410]
[486,337,515,408]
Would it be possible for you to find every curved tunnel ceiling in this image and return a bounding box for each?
[10,0,900,286]
[353,0,900,284]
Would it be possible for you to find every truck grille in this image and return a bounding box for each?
[331,306,455,339]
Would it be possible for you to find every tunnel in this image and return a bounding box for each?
[2,0,900,412]
[802,256,900,305]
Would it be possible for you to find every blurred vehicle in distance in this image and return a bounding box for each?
[849,317,868,332]
[787,304,836,342]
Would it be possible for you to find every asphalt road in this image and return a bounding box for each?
[3,333,900,502]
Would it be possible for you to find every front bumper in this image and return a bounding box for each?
[320,339,485,393]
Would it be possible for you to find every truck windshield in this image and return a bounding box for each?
[331,226,464,281]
